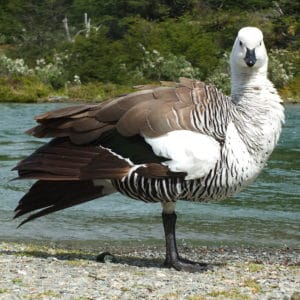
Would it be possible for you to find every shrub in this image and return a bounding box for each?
[268,49,298,88]
[139,45,200,81]
[66,28,130,84]
[0,54,32,76]
[0,53,67,89]
[34,54,67,89]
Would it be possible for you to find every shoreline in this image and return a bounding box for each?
[0,97,299,104]
[1,241,299,299]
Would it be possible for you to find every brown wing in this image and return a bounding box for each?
[17,78,229,181]
[13,138,132,180]
[27,78,229,143]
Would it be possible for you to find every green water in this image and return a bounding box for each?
[0,103,299,247]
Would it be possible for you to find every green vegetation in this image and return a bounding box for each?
[243,279,262,293]
[0,0,299,102]
[246,262,264,272]
[11,277,24,284]
[207,288,251,299]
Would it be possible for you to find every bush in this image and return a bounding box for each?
[66,28,130,84]
[0,53,67,89]
[138,45,200,81]
[34,54,67,89]
[0,54,32,76]
[268,49,299,88]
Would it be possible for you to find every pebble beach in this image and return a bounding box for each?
[0,241,299,300]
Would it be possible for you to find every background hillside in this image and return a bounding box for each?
[0,0,299,102]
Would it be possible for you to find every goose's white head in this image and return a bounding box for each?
[230,27,268,72]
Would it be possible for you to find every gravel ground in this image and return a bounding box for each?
[0,241,299,300]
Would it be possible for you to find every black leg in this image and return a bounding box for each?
[162,212,209,272]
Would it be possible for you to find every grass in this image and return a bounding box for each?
[246,263,264,272]
[187,296,206,300]
[243,279,262,293]
[0,75,135,103]
[0,75,51,103]
[24,290,61,299]
[37,290,60,297]
[12,277,23,284]
[207,288,251,299]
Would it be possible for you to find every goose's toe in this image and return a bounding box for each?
[164,257,211,273]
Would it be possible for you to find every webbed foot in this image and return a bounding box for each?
[164,256,209,272]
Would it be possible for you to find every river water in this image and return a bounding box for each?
[0,103,299,248]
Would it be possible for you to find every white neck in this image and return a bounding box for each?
[230,64,274,104]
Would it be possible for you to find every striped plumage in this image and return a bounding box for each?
[13,27,284,272]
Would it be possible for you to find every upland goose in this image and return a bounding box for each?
[13,27,284,272]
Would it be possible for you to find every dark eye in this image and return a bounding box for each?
[239,41,243,46]
[259,41,262,46]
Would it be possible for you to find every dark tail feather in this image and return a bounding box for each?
[14,180,104,227]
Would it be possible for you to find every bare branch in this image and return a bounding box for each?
[62,17,72,42]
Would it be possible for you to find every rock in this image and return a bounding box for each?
[291,291,300,300]
[96,251,117,263]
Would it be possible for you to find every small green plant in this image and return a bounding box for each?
[187,295,206,300]
[243,279,262,293]
[207,288,250,299]
[12,277,23,284]
[246,263,264,272]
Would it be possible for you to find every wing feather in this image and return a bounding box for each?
[27,78,229,144]
[13,138,132,180]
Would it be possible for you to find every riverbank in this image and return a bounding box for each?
[0,77,299,104]
[0,241,299,299]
